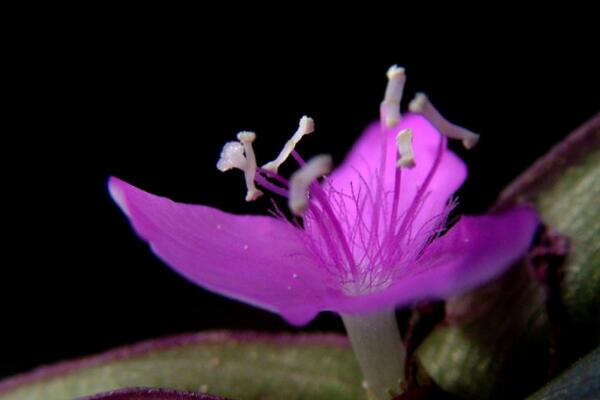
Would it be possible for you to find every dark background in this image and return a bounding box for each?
[3,10,599,379]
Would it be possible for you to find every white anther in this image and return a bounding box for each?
[380,65,406,129]
[216,142,246,172]
[216,131,263,202]
[288,154,332,216]
[396,129,416,168]
[262,116,315,173]
[409,93,480,149]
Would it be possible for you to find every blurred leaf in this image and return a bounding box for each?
[497,113,600,333]
[418,113,600,399]
[417,265,550,399]
[526,345,600,400]
[0,332,363,400]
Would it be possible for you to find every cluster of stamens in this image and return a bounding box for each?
[215,65,480,292]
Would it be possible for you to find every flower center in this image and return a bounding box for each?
[215,65,479,294]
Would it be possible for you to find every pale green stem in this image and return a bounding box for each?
[342,309,406,400]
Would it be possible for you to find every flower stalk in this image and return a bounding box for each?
[342,309,405,400]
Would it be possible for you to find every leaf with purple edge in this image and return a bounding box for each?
[0,332,363,400]
[81,387,230,400]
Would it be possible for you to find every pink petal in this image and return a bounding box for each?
[328,113,467,232]
[108,177,327,325]
[327,206,539,314]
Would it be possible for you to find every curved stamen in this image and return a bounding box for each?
[262,116,314,173]
[409,93,480,149]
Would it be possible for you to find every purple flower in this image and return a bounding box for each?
[108,70,538,328]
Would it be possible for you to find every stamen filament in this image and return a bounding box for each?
[290,149,306,167]
[291,151,359,279]
[309,184,359,280]
[409,93,480,149]
[375,65,406,252]
[258,168,289,187]
[306,205,347,277]
[389,165,402,238]
[254,174,289,198]
[392,133,447,259]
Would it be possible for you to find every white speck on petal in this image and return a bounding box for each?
[216,224,222,230]
[292,273,298,279]
[243,244,249,250]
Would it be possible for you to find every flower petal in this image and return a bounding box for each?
[328,206,539,314]
[328,113,467,232]
[108,177,327,325]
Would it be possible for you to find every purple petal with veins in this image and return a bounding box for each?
[110,88,538,327]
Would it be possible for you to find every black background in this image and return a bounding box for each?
[3,9,599,379]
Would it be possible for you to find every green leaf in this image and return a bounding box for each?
[417,113,600,399]
[526,346,600,400]
[0,332,364,400]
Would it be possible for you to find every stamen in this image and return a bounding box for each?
[262,116,315,173]
[237,131,263,201]
[409,93,480,149]
[216,132,263,202]
[288,154,332,216]
[380,65,406,129]
[395,129,416,168]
